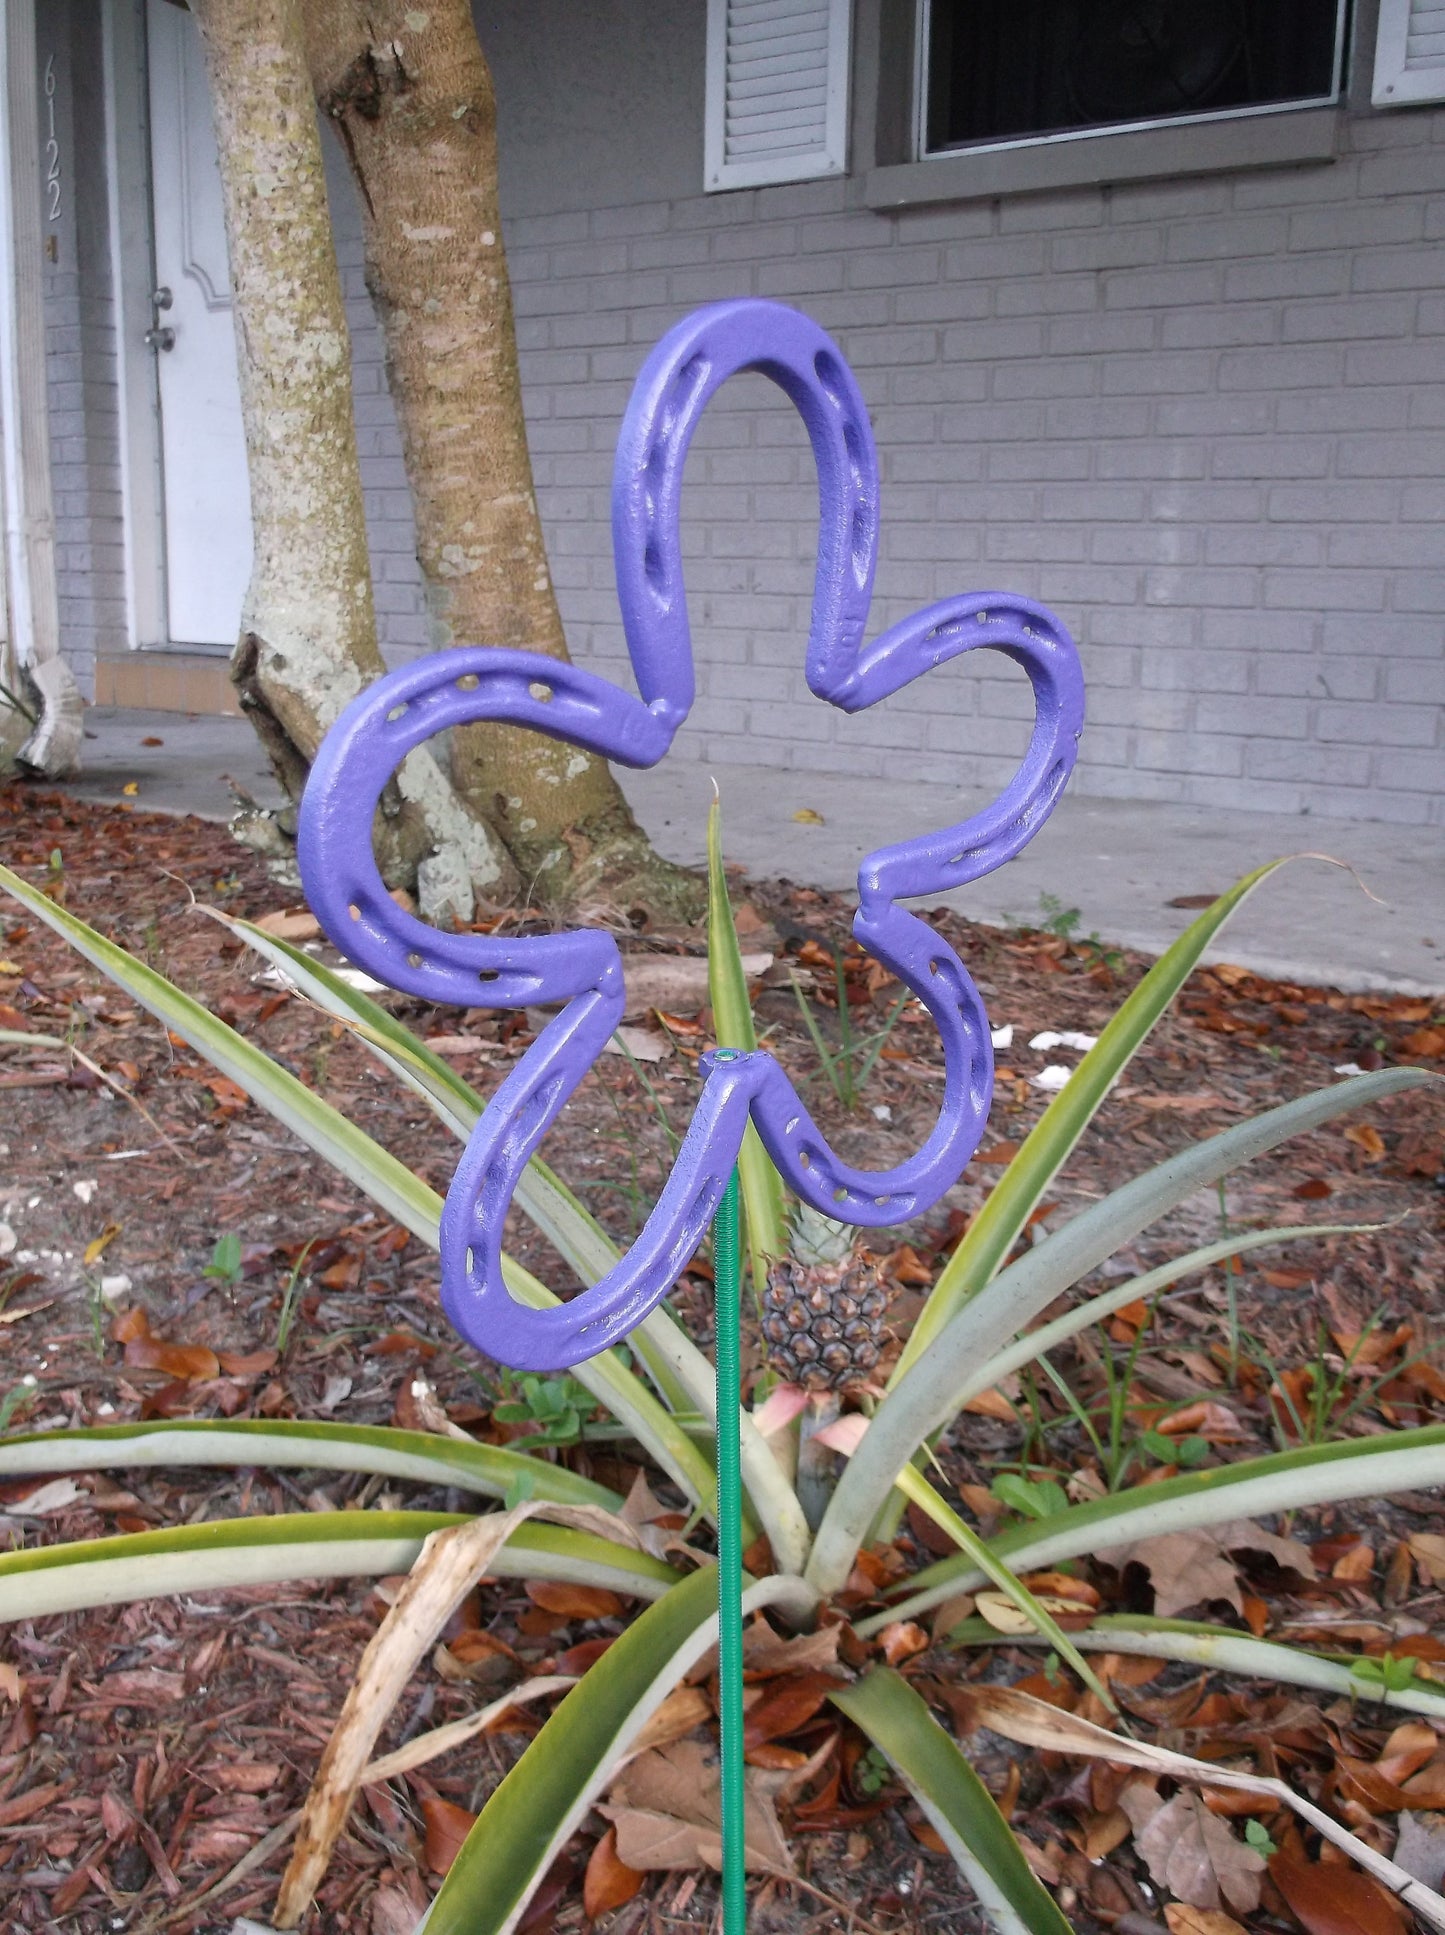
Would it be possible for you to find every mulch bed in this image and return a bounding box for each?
[0,778,1442,1935]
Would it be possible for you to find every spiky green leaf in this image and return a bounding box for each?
[423,1567,818,1935]
[0,1512,678,1622]
[830,1669,1071,1935]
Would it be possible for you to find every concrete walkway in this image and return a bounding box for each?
[61,707,1445,997]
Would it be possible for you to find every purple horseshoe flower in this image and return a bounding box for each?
[298,299,1084,1373]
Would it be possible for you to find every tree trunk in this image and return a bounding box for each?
[301,0,700,917]
[190,0,515,908]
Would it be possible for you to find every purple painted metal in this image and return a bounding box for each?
[298,299,1084,1373]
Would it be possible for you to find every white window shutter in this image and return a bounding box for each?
[1373,0,1445,105]
[705,0,851,192]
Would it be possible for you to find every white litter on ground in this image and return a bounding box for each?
[1029,1030,1098,1053]
[1032,1065,1073,1091]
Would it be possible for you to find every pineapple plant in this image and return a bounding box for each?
[761,1199,892,1393]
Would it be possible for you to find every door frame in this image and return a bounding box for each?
[0,0,61,672]
[102,0,172,654]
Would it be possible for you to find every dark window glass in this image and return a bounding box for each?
[925,1,1343,154]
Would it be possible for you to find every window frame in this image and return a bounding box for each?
[912,0,1352,167]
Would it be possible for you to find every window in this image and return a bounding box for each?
[919,1,1348,160]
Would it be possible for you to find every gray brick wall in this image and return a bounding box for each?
[40,1,1445,829]
[485,111,1444,829]
[336,248,430,660]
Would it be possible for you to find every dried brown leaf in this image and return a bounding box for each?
[742,1617,842,1680]
[742,1671,839,1750]
[1119,1784,1265,1915]
[599,1738,793,1875]
[524,1580,624,1620]
[628,1685,711,1759]
[1164,1908,1248,1935]
[584,1825,644,1920]
[1269,1854,1409,1935]
[421,1795,475,1877]
[1102,1519,1315,1617]
[877,1621,930,1666]
[123,1336,220,1381]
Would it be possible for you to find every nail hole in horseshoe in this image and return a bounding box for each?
[465,1246,475,1275]
[478,969,501,983]
[528,681,553,704]
[347,903,361,921]
[407,951,423,969]
[799,1150,811,1170]
[813,347,845,402]
[832,1187,847,1204]
[457,673,479,690]
[929,959,941,975]
[386,703,408,723]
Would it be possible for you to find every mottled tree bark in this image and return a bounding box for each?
[301,0,700,915]
[190,0,515,906]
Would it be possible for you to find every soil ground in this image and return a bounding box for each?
[0,780,1442,1935]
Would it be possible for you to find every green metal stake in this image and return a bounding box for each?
[713,1166,746,1934]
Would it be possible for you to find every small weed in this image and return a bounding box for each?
[1244,1819,1277,1857]
[1250,1309,1437,1450]
[991,1470,1069,1521]
[1076,932,1127,975]
[789,947,910,1112]
[1035,1307,1163,1491]
[1006,1304,1210,1493]
[275,1239,317,1356]
[854,1745,892,1796]
[0,1379,35,1430]
[203,1232,244,1289]
[1351,1652,1424,1697]
[1012,894,1124,972]
[494,1369,597,1446]
[1036,892,1081,941]
[1136,1426,1209,1470]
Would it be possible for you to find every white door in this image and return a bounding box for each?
[145,0,252,647]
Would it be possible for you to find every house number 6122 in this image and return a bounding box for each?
[43,56,60,223]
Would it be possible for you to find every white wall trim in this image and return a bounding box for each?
[103,0,167,649]
[0,0,60,669]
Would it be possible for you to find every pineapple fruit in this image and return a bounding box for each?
[761,1200,891,1393]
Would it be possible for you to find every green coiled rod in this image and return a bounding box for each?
[713,1168,745,1932]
